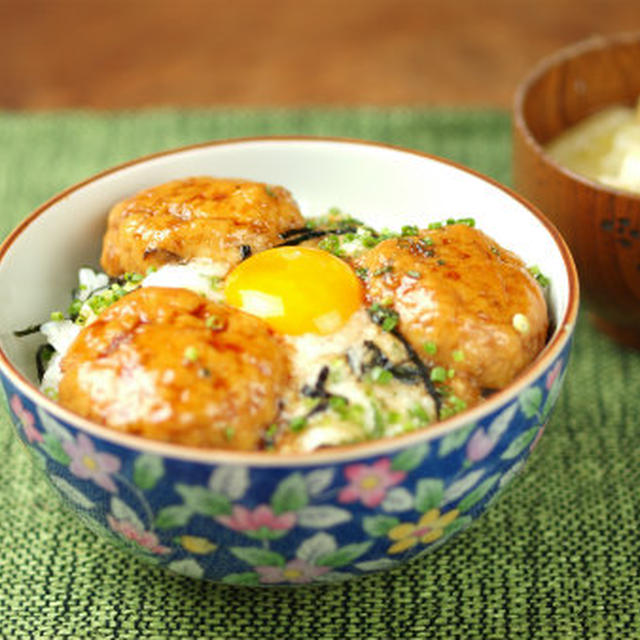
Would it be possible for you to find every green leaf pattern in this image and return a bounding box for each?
[519,386,543,419]
[414,478,444,513]
[175,484,232,517]
[316,541,373,568]
[501,426,539,460]
[438,422,476,457]
[304,469,335,496]
[133,454,164,491]
[110,496,144,530]
[391,443,429,471]
[381,487,414,512]
[270,473,308,515]
[296,532,337,563]
[296,505,351,528]
[208,466,250,501]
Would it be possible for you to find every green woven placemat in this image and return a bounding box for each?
[1,109,639,640]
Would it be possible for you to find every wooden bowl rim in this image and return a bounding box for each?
[513,30,640,203]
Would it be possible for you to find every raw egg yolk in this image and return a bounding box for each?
[224,246,363,335]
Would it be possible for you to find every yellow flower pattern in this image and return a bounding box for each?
[387,508,459,554]
[179,535,218,554]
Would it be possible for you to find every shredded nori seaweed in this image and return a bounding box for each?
[279,227,311,239]
[388,328,442,416]
[361,340,390,369]
[364,308,442,416]
[301,365,331,399]
[353,340,424,386]
[277,226,358,247]
[300,366,349,420]
[36,344,55,382]
[13,323,42,337]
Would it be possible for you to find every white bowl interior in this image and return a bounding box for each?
[0,139,571,383]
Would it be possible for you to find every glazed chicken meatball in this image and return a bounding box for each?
[100,177,305,277]
[356,224,548,402]
[58,287,290,450]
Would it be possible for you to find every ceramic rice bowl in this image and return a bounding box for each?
[0,138,578,585]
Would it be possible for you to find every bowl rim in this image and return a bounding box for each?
[0,135,580,467]
[513,30,640,203]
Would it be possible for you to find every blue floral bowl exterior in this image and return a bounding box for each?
[1,343,571,586]
[0,137,579,586]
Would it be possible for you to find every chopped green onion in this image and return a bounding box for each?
[183,346,199,362]
[423,341,437,355]
[368,303,399,333]
[430,366,447,383]
[124,272,144,284]
[43,387,59,400]
[224,426,235,441]
[385,410,400,424]
[329,396,348,411]
[440,395,467,419]
[528,265,550,288]
[452,349,465,362]
[328,358,347,383]
[88,297,107,314]
[406,270,421,279]
[401,224,419,237]
[68,299,83,318]
[206,315,225,330]
[370,366,393,385]
[362,235,380,248]
[318,235,342,256]
[409,404,431,424]
[265,423,278,438]
[289,416,307,432]
[50,311,64,322]
[382,316,398,332]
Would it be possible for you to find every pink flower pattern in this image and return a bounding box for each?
[10,395,42,443]
[63,433,120,492]
[338,458,406,507]
[107,515,171,554]
[217,504,297,538]
[466,429,495,462]
[255,558,330,584]
[546,359,563,390]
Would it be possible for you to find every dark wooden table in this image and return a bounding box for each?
[1,0,638,109]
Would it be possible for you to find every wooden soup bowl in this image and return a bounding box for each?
[513,32,640,348]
